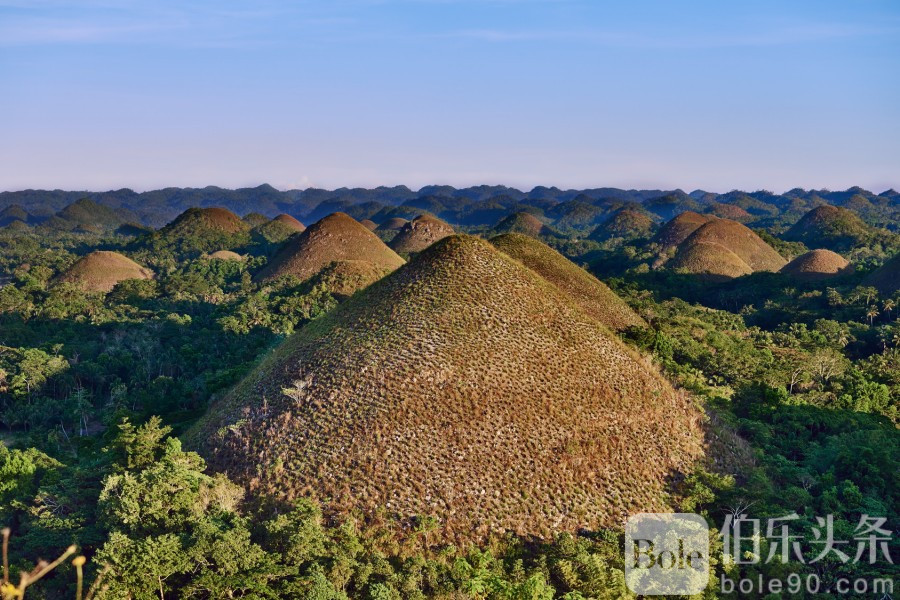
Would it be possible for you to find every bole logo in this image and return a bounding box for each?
[625,513,710,595]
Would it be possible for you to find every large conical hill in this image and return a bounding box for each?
[194,235,705,541]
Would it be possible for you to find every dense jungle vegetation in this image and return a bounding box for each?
[0,194,897,598]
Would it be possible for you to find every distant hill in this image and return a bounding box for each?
[590,209,656,242]
[2,184,895,234]
[255,212,405,284]
[389,214,455,254]
[705,202,752,222]
[193,235,705,541]
[47,198,139,232]
[780,249,853,280]
[53,251,153,292]
[359,219,378,231]
[0,205,30,227]
[783,205,890,251]
[492,212,553,238]
[137,207,251,256]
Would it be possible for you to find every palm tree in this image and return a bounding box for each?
[866,307,879,326]
[883,298,895,319]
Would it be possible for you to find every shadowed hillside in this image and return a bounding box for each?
[193,235,706,541]
[865,253,900,294]
[669,241,753,281]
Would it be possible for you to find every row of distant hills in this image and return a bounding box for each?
[1,184,898,232]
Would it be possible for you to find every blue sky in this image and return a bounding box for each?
[1,0,898,193]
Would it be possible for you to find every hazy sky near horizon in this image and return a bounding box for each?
[1,0,898,193]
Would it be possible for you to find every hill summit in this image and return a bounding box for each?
[54,251,153,292]
[254,212,405,283]
[194,235,705,541]
[389,214,455,253]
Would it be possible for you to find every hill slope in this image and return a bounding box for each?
[194,236,705,541]
[389,214,455,254]
[54,251,153,292]
[255,212,405,283]
[490,233,646,331]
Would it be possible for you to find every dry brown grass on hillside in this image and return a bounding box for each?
[273,214,306,232]
[254,212,405,282]
[359,219,378,231]
[781,249,853,280]
[681,218,786,272]
[376,217,409,231]
[194,235,707,542]
[669,241,753,281]
[490,233,646,331]
[390,214,455,254]
[652,211,713,250]
[54,251,154,292]
[208,250,245,261]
